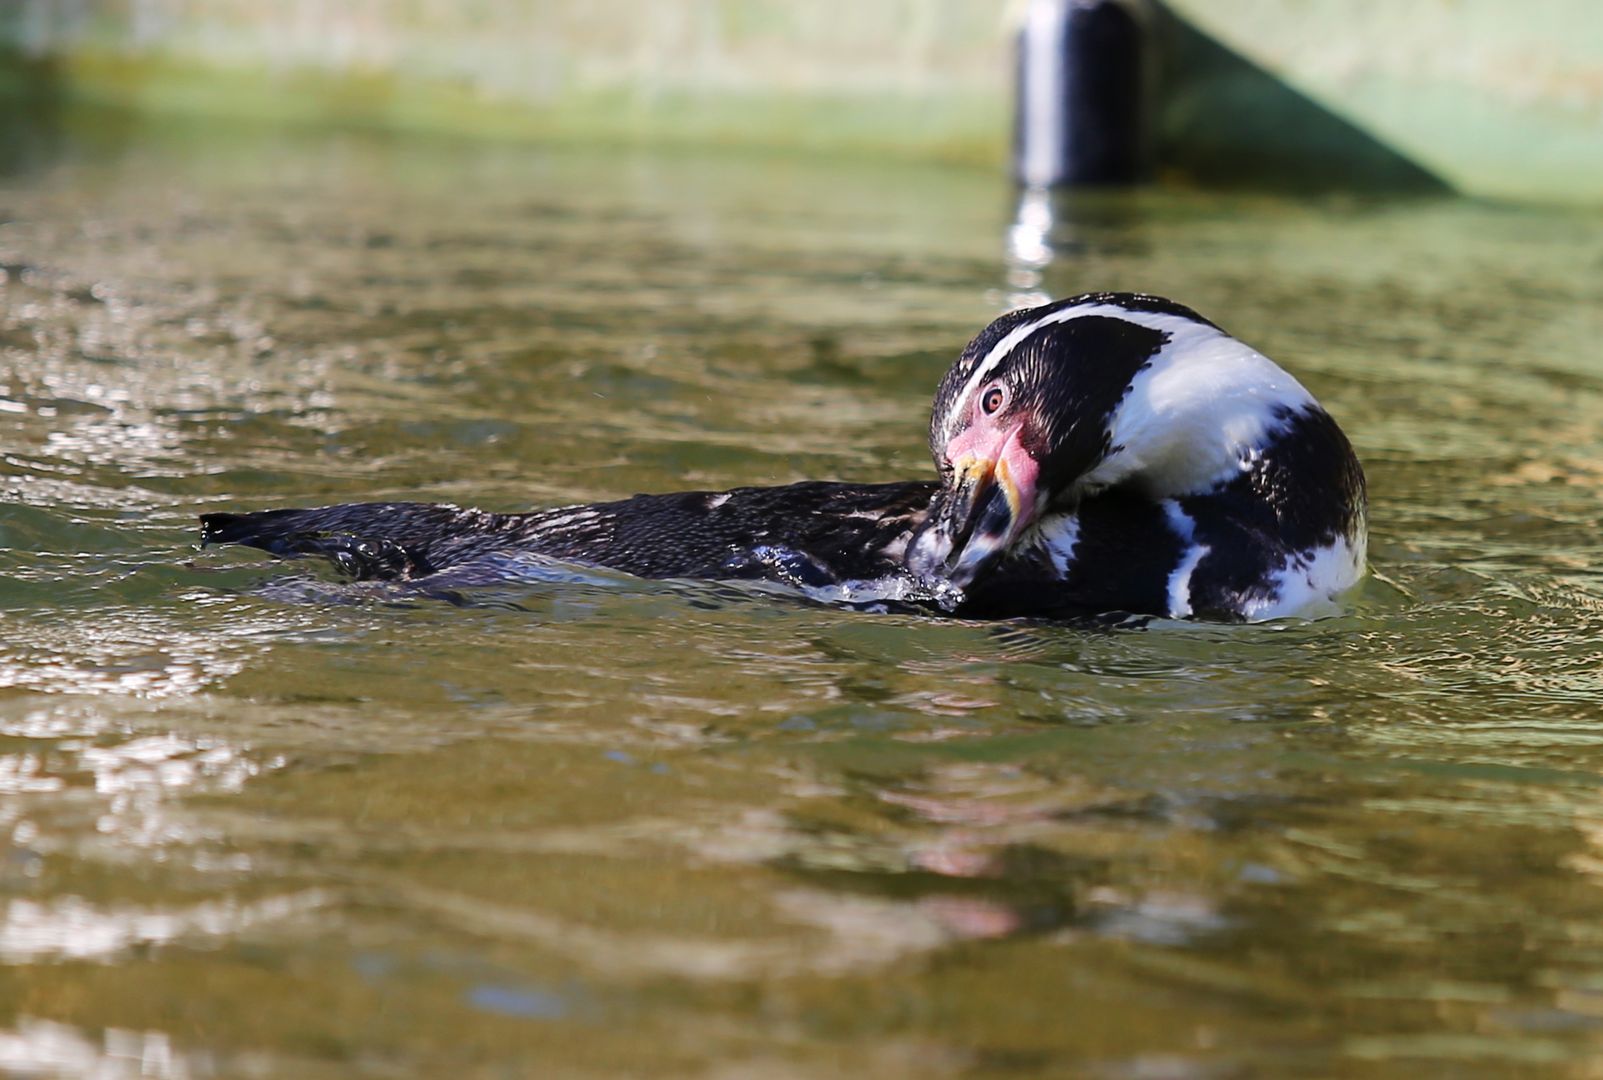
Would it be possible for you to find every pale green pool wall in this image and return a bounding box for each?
[1161,0,1603,204]
[1,0,1599,204]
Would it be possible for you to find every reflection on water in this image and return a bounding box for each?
[1005,186,1056,309]
[1,116,1603,1075]
[0,1018,191,1080]
[1,892,327,965]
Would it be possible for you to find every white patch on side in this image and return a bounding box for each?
[1161,500,1208,619]
[1033,511,1081,576]
[706,493,731,509]
[1079,310,1318,498]
[1238,533,1368,622]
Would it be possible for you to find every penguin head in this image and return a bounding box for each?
[908,292,1319,589]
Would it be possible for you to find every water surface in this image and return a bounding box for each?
[3,120,1603,1077]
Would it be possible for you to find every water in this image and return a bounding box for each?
[2,118,1603,1077]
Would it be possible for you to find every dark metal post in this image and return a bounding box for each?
[1013,0,1150,187]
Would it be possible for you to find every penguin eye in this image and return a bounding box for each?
[981,385,1006,415]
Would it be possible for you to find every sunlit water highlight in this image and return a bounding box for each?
[2,119,1603,1076]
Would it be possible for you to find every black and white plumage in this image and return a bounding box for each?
[201,292,1367,622]
[904,292,1367,621]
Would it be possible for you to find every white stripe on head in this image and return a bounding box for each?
[945,299,1141,446]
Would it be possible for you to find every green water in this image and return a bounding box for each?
[3,121,1603,1078]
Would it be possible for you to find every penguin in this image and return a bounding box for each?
[201,292,1366,622]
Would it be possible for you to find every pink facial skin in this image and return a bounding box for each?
[944,420,1041,524]
[936,404,1043,585]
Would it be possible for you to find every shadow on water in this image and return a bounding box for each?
[1149,3,1451,194]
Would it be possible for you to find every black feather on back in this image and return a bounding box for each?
[202,481,937,590]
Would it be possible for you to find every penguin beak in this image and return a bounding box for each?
[910,425,1042,590]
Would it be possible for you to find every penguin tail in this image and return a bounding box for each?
[198,503,453,581]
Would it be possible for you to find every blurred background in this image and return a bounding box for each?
[1,0,1599,201]
[2,3,1603,1079]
